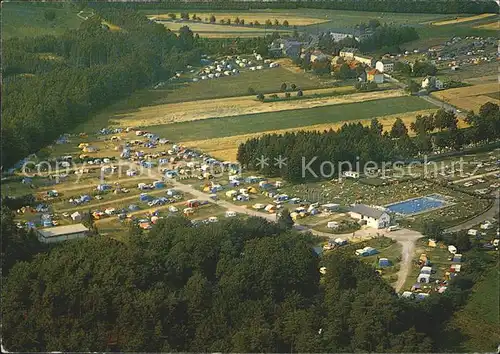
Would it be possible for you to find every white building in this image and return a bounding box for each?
[421,76,443,90]
[354,54,374,67]
[375,60,394,73]
[342,171,360,179]
[349,204,390,229]
[339,47,359,58]
[36,224,89,243]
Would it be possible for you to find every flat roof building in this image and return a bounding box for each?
[36,224,89,243]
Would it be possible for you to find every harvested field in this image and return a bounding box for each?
[146,95,434,146]
[431,83,499,112]
[106,88,403,128]
[474,20,500,30]
[181,109,442,161]
[156,21,291,37]
[148,12,328,26]
[431,13,496,26]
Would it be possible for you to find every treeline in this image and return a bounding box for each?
[237,103,499,182]
[1,213,477,352]
[91,0,499,15]
[2,8,201,169]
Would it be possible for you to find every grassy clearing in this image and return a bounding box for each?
[431,13,497,26]
[431,83,499,112]
[147,96,434,142]
[2,2,82,39]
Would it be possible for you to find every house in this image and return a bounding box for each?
[375,60,394,73]
[269,39,303,59]
[310,50,329,63]
[70,211,82,222]
[448,245,457,254]
[354,54,375,67]
[421,76,443,90]
[36,224,89,243]
[367,69,384,84]
[340,47,359,58]
[349,204,390,229]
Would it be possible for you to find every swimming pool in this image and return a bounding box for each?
[385,194,448,216]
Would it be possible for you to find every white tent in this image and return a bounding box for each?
[418,273,431,283]
[70,211,82,222]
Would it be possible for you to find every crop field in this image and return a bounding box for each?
[431,83,499,112]
[146,95,434,142]
[181,109,438,161]
[474,20,500,30]
[157,21,291,38]
[431,13,497,26]
[89,86,399,130]
[2,2,83,39]
[148,12,328,26]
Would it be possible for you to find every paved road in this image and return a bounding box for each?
[384,74,464,116]
[446,192,499,232]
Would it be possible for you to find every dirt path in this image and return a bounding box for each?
[393,239,415,292]
[451,170,499,185]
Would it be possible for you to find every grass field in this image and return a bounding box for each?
[146,96,434,142]
[452,266,500,352]
[431,13,497,26]
[148,12,328,26]
[2,2,82,39]
[431,83,499,112]
[181,108,437,161]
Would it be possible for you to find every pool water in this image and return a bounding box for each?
[386,195,447,215]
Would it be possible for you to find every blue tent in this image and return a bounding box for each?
[379,258,391,267]
[139,194,151,202]
[22,177,33,184]
[43,220,53,227]
[129,204,140,211]
[153,181,165,188]
[25,221,36,229]
[80,195,92,202]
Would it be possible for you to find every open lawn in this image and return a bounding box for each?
[157,21,291,38]
[2,2,83,39]
[431,13,497,26]
[474,20,500,30]
[431,82,499,112]
[146,95,434,142]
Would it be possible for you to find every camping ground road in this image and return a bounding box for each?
[445,192,499,233]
